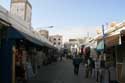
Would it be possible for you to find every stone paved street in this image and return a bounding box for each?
[28,59,96,83]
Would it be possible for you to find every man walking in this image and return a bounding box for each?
[73,55,82,75]
[95,55,101,83]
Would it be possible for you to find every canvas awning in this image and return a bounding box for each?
[95,25,125,48]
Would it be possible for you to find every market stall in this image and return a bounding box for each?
[0,6,56,83]
[95,26,125,83]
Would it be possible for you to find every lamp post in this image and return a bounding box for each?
[102,24,111,82]
[47,26,54,28]
[37,26,54,29]
[102,24,106,53]
[35,26,54,38]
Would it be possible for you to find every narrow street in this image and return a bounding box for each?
[1,1,125,83]
[28,59,96,83]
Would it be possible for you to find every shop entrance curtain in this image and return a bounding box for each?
[96,40,104,51]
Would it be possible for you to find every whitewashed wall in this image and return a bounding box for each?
[10,3,25,20]
[26,4,32,25]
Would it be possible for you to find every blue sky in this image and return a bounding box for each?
[1,0,125,41]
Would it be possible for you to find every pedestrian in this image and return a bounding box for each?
[84,46,91,78]
[85,60,89,78]
[73,55,82,75]
[60,53,63,61]
[95,54,101,83]
[90,57,95,78]
[25,57,34,81]
[100,55,105,83]
[85,57,91,78]
[15,62,26,83]
[109,63,116,83]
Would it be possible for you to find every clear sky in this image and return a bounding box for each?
[1,0,125,42]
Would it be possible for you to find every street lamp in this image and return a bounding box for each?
[36,26,54,29]
[35,26,54,32]
[102,24,112,83]
[102,24,106,53]
[47,26,54,28]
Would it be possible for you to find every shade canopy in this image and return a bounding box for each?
[0,5,55,49]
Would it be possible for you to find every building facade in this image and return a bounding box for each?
[68,39,79,54]
[38,30,49,39]
[10,0,32,26]
[49,35,63,49]
[33,28,49,39]
[67,37,93,54]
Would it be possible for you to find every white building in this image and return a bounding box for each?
[10,0,32,26]
[39,30,49,39]
[49,35,63,49]
[34,29,49,39]
[68,39,79,54]
[67,37,93,54]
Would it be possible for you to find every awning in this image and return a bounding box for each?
[0,5,55,49]
[20,32,44,46]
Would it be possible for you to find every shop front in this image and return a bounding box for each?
[96,29,125,83]
[0,19,12,83]
[0,6,57,83]
[0,22,55,83]
[115,30,125,83]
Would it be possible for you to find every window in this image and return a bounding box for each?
[53,42,56,45]
[58,42,60,45]
[58,38,60,40]
[121,35,125,44]
[54,38,56,41]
